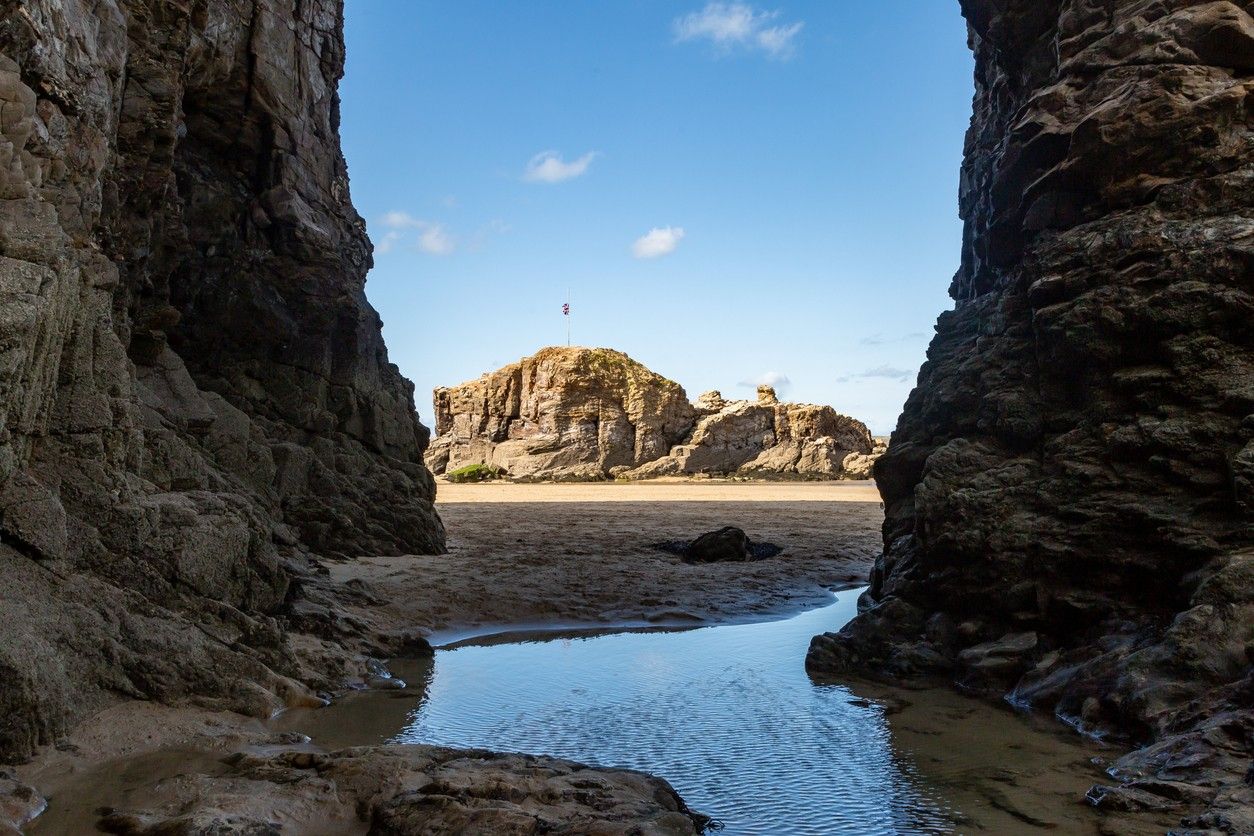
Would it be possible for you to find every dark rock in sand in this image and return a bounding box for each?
[0,0,444,764]
[654,526,783,563]
[807,0,1254,826]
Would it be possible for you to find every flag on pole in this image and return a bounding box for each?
[562,303,570,315]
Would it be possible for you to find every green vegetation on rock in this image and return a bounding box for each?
[446,463,505,483]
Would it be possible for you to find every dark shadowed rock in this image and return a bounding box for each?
[807,0,1253,825]
[0,0,443,764]
[654,526,783,563]
[687,527,752,563]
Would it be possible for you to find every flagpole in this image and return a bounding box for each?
[566,287,571,347]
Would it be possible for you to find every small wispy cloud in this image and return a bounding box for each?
[673,2,804,59]
[523,150,599,183]
[463,219,512,253]
[375,230,403,254]
[632,226,686,259]
[836,366,916,383]
[377,212,456,256]
[416,224,454,255]
[382,211,422,229]
[739,371,791,395]
[859,332,927,346]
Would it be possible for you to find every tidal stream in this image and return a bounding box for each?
[279,589,1171,835]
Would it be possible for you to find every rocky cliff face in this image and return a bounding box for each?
[808,0,1253,826]
[628,386,876,479]
[0,0,443,762]
[426,347,696,480]
[426,349,878,481]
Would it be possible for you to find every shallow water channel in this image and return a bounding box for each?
[279,589,1171,835]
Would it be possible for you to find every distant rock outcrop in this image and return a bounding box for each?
[425,347,695,480]
[628,387,875,479]
[426,349,879,481]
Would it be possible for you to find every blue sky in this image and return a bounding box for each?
[342,2,974,435]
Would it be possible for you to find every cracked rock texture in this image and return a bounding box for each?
[626,386,876,480]
[93,746,707,836]
[0,0,443,764]
[427,347,877,481]
[808,0,1253,828]
[426,346,697,480]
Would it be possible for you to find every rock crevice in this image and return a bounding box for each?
[0,0,443,764]
[807,0,1253,827]
[426,347,880,481]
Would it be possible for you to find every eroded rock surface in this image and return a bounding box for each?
[90,746,707,836]
[0,0,443,765]
[428,351,878,481]
[426,347,695,481]
[631,387,875,479]
[808,0,1254,827]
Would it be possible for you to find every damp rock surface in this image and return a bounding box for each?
[653,526,784,563]
[0,0,444,765]
[807,0,1254,827]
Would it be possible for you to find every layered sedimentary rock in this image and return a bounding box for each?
[809,0,1253,826]
[627,386,876,479]
[426,349,878,480]
[89,746,709,835]
[0,0,443,764]
[426,347,696,480]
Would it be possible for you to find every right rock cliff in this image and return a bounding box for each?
[808,0,1253,827]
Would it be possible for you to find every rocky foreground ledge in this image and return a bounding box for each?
[426,346,884,481]
[0,694,709,834]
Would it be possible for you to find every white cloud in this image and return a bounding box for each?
[836,365,916,383]
[523,150,598,183]
[739,371,792,395]
[382,211,422,229]
[673,2,803,59]
[632,226,686,259]
[417,224,454,255]
[859,331,928,346]
[376,212,455,256]
[755,21,803,57]
[375,230,403,254]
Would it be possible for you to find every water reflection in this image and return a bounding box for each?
[280,591,1160,835]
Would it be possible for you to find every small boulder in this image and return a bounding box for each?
[687,526,752,562]
[653,527,783,563]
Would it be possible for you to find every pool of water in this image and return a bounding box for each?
[280,590,1167,835]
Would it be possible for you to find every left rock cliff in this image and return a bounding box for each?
[0,0,444,761]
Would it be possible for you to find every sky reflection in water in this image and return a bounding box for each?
[388,590,960,835]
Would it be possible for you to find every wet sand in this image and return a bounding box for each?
[11,480,1175,834]
[333,479,884,643]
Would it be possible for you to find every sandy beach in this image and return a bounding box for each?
[17,480,887,833]
[332,479,885,644]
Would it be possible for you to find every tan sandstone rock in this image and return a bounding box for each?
[629,396,875,479]
[425,347,695,480]
[430,352,881,481]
